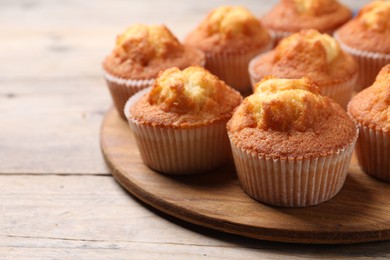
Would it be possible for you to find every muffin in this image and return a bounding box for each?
[335,1,390,91]
[262,0,352,43]
[125,66,242,174]
[185,6,272,94]
[249,30,357,108]
[348,64,390,182]
[227,77,358,207]
[103,24,205,119]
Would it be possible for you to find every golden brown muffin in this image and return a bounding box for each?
[262,0,352,42]
[125,66,242,174]
[130,66,242,127]
[335,1,390,90]
[249,30,357,108]
[103,24,204,80]
[228,77,358,207]
[102,24,204,119]
[348,64,390,181]
[185,6,272,93]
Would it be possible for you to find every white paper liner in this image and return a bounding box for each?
[334,32,390,91]
[318,73,357,109]
[103,69,155,119]
[205,41,274,94]
[248,53,357,108]
[229,135,357,207]
[124,89,231,175]
[355,124,390,182]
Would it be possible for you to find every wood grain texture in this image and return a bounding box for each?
[1,175,390,259]
[1,0,381,258]
[0,0,276,80]
[0,0,366,79]
[101,108,390,244]
[0,78,110,174]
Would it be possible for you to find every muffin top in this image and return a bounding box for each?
[103,24,204,79]
[185,6,271,54]
[227,77,357,158]
[262,0,352,33]
[129,66,242,128]
[348,64,390,132]
[251,30,357,84]
[336,1,390,54]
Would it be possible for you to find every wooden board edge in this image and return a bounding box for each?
[99,108,390,244]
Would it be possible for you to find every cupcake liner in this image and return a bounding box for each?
[103,69,154,119]
[229,134,357,207]
[355,124,390,182]
[316,73,357,109]
[248,54,265,88]
[124,88,232,175]
[205,41,273,94]
[248,53,357,108]
[334,32,390,91]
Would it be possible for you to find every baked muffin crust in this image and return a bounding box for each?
[130,66,242,128]
[262,0,352,33]
[228,77,357,158]
[348,64,390,131]
[103,24,204,79]
[336,1,390,54]
[252,30,357,85]
[185,6,271,54]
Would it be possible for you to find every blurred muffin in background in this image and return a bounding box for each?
[103,24,204,119]
[335,1,390,90]
[185,6,272,94]
[262,0,352,43]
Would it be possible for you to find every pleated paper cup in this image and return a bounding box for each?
[248,54,357,108]
[103,69,154,119]
[334,32,390,91]
[205,41,273,94]
[229,134,357,207]
[317,73,357,109]
[124,88,232,175]
[248,54,265,88]
[354,123,390,182]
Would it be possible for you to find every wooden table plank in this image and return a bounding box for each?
[1,175,390,259]
[0,0,365,79]
[0,0,276,80]
[1,0,384,258]
[0,78,110,174]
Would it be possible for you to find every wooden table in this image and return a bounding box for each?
[2,0,390,258]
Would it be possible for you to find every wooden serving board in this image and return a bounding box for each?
[100,108,390,244]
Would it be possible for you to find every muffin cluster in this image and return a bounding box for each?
[262,0,352,42]
[102,2,390,207]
